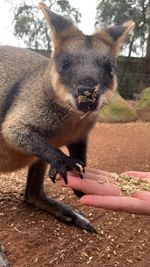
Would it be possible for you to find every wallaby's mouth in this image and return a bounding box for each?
[75,85,101,113]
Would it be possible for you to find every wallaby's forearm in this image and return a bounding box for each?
[2,123,64,163]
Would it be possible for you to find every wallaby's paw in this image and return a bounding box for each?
[49,156,85,184]
[25,194,97,233]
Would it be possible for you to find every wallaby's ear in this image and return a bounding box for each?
[38,2,78,48]
[108,20,135,56]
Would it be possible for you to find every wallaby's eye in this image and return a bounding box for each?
[60,57,71,72]
[96,57,115,76]
[103,61,113,75]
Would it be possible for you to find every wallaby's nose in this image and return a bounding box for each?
[75,83,100,113]
[76,77,99,96]
[77,85,96,97]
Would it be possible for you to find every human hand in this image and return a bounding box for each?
[58,168,150,215]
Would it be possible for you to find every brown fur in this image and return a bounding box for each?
[0,134,36,172]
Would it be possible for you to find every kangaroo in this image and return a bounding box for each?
[0,2,135,232]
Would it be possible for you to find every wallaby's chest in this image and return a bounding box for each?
[47,110,96,147]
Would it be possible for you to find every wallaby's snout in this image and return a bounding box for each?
[75,79,100,112]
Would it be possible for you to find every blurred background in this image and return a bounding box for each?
[0,0,150,106]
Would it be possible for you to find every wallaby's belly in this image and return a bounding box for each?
[0,136,36,172]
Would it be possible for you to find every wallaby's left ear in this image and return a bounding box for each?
[108,20,135,56]
[38,2,80,48]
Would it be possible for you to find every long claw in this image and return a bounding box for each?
[50,175,56,183]
[85,223,98,233]
[75,163,85,174]
[59,171,68,184]
[73,163,85,179]
[49,167,57,183]
[79,173,83,179]
[74,211,97,233]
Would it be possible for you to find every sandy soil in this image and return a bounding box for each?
[0,122,150,267]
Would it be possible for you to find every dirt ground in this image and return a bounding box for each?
[0,122,150,267]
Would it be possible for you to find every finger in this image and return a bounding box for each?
[86,167,112,177]
[58,175,121,196]
[80,195,150,215]
[58,170,115,185]
[132,191,150,202]
[83,171,116,184]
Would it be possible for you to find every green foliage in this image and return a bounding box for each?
[96,0,150,57]
[98,93,138,123]
[96,0,150,97]
[14,4,50,49]
[117,56,144,99]
[136,87,150,121]
[11,0,81,49]
[136,87,150,109]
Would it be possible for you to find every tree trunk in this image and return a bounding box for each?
[141,24,150,88]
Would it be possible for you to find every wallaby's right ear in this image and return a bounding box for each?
[38,2,78,48]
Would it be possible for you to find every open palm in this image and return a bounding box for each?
[58,168,150,215]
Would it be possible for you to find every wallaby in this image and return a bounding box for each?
[0,2,135,232]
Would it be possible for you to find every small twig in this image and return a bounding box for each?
[0,244,10,267]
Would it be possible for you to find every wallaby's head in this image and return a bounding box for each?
[39,3,135,113]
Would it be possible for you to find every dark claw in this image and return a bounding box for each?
[75,163,85,174]
[72,168,83,179]
[59,171,68,184]
[73,211,97,233]
[49,175,56,183]
[49,165,68,184]
[48,156,85,184]
[85,223,98,233]
[73,163,85,179]
[49,167,57,183]
[79,173,83,179]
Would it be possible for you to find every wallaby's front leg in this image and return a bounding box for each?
[2,122,96,232]
[2,123,84,184]
[68,139,87,198]
[25,160,96,232]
